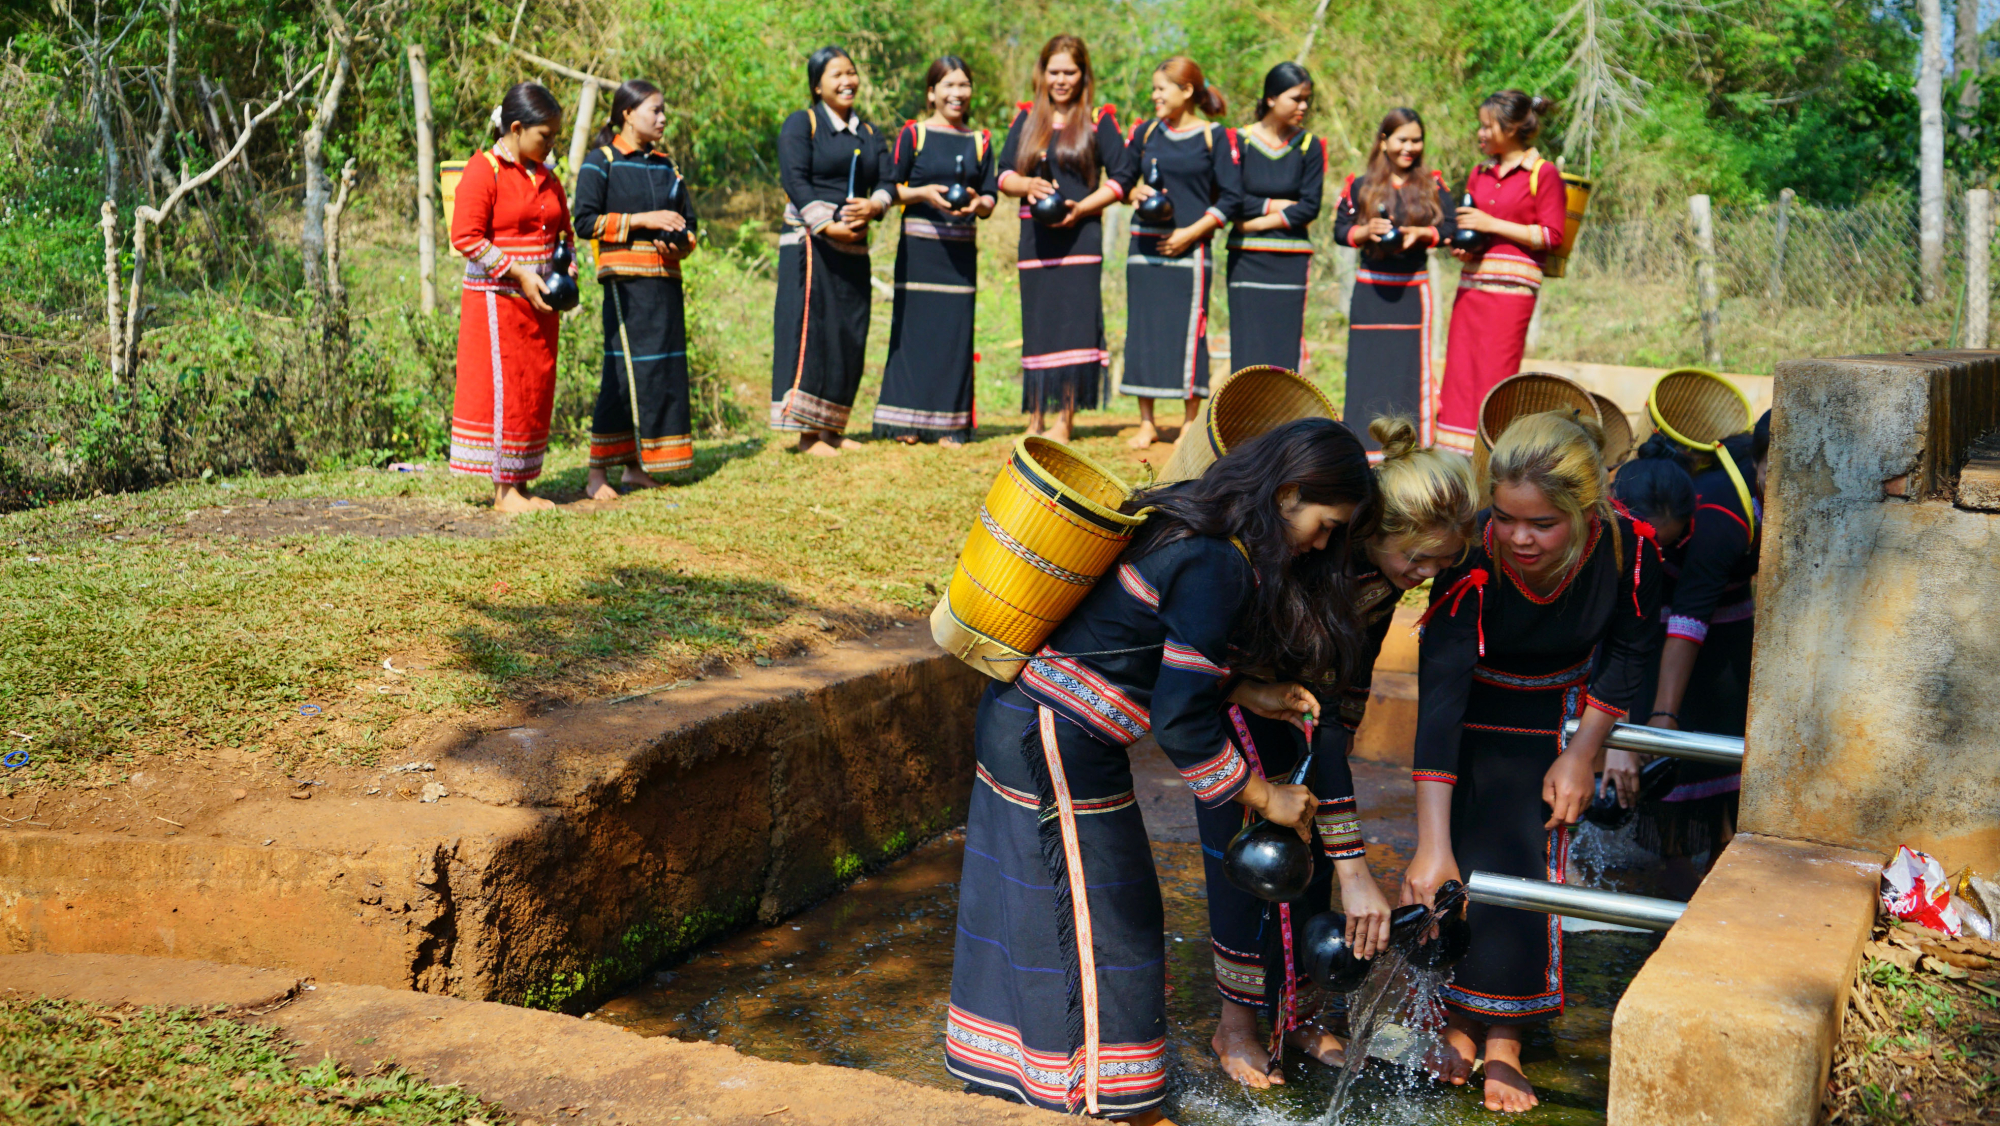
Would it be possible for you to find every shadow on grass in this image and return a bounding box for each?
[450,563,805,693]
[525,438,767,501]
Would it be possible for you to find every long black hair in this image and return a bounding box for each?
[1254,61,1312,122]
[492,81,562,141]
[593,79,661,149]
[807,44,852,104]
[1121,417,1378,688]
[1612,433,1696,527]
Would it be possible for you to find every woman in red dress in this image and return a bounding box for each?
[1435,92,1565,455]
[450,82,576,512]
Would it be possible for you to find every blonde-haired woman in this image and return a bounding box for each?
[1201,416,1475,1088]
[1401,411,1661,1113]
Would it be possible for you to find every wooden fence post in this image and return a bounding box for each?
[408,43,436,316]
[1968,188,1991,349]
[566,80,598,187]
[1767,187,1793,304]
[1689,194,1722,367]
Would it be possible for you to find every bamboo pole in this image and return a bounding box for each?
[566,79,598,187]
[1968,188,1990,349]
[409,43,437,316]
[1767,187,1793,303]
[479,32,615,90]
[1690,194,1722,367]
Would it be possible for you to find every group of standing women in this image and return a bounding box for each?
[943,401,1692,1121]
[448,80,699,510]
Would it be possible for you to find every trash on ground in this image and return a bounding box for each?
[1882,845,1961,936]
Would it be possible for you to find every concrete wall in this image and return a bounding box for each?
[1743,350,2000,873]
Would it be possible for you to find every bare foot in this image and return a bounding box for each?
[1126,421,1160,450]
[1045,419,1073,444]
[820,430,853,450]
[1430,1013,1478,1086]
[794,433,822,455]
[1024,417,1046,437]
[584,470,620,502]
[1112,1111,1175,1126]
[492,486,555,513]
[620,467,662,489]
[1480,1025,1539,1113]
[895,434,919,445]
[938,437,963,449]
[806,439,843,458]
[1284,1022,1347,1068]
[1212,1000,1281,1089]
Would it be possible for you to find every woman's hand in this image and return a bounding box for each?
[1365,216,1395,243]
[1238,773,1315,841]
[839,196,881,225]
[1543,746,1598,828]
[1051,199,1083,228]
[1454,205,1492,234]
[1450,247,1474,262]
[1130,182,1156,204]
[663,229,699,260]
[1336,858,1394,960]
[974,194,997,220]
[1602,748,1644,808]
[1227,680,1321,732]
[511,263,554,313]
[1160,226,1200,256]
[1022,176,1059,203]
[820,221,865,244]
[635,210,688,233]
[1401,844,1461,909]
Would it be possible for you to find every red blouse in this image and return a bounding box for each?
[1461,154,1567,290]
[451,147,574,295]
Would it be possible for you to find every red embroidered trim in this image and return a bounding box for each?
[1413,769,1458,785]
[1611,502,1660,617]
[1487,516,1601,606]
[1415,568,1488,655]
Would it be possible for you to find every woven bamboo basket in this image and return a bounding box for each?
[932,437,1146,682]
[1541,171,1594,280]
[440,159,468,256]
[1156,366,1337,484]
[1648,368,1752,449]
[1472,371,1601,485]
[1591,392,1635,467]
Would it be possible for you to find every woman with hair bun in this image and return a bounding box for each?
[1403,410,1661,1112]
[1200,415,1471,1089]
[1223,62,1327,376]
[1334,109,1454,456]
[1435,91,1567,455]
[998,34,1127,444]
[771,45,893,455]
[873,55,998,447]
[449,81,575,512]
[946,418,1378,1121]
[1114,56,1243,449]
[573,79,699,499]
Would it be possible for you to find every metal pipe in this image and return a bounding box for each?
[1562,718,1744,766]
[1466,871,1687,932]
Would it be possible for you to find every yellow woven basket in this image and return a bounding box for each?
[1591,392,1635,467]
[1156,366,1337,484]
[440,159,468,256]
[931,437,1146,681]
[1648,368,1752,449]
[1473,371,1601,485]
[1541,171,1594,280]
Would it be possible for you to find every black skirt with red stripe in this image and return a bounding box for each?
[1343,265,1435,454]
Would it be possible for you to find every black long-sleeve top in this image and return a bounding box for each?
[1020,535,1257,806]
[776,101,892,237]
[1665,447,1760,645]
[1226,127,1327,251]
[1413,510,1663,785]
[570,138,698,281]
[1111,118,1243,239]
[996,103,1126,208]
[1333,169,1456,274]
[890,121,998,232]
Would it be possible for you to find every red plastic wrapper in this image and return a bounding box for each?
[1880,845,1962,937]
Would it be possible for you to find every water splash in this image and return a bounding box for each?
[1316,959,1461,1125]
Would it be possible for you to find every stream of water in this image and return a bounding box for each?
[593,818,1664,1125]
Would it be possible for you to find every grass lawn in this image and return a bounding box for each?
[0,995,509,1125]
[0,410,1230,788]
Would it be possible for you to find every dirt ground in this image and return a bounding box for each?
[1825,919,2000,1124]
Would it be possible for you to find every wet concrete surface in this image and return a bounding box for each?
[595,753,1666,1124]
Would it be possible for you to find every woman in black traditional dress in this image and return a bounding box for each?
[573,80,699,500]
[946,418,1377,1121]
[771,46,893,456]
[1203,416,1474,1089]
[872,56,998,447]
[1333,108,1453,456]
[1115,57,1243,450]
[1403,411,1661,1113]
[998,34,1127,444]
[1224,63,1325,376]
[1611,415,1767,896]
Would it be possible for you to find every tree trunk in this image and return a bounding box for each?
[326,158,357,310]
[409,43,437,315]
[1967,188,1990,349]
[1959,0,1982,123]
[145,0,179,190]
[301,40,351,299]
[565,80,598,188]
[1690,194,1722,367]
[1921,0,1947,304]
[101,200,123,380]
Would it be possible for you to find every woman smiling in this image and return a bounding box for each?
[1402,410,1661,1113]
